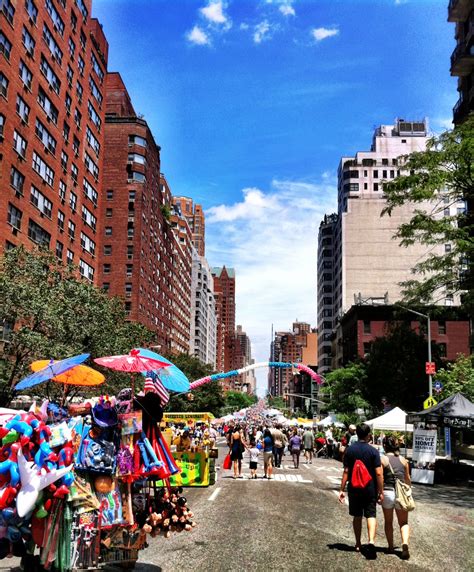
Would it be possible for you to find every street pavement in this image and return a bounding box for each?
[2,440,473,571]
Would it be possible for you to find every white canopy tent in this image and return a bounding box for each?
[365,407,413,432]
[319,415,345,428]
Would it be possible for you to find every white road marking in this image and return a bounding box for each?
[333,490,349,505]
[231,473,312,483]
[326,475,342,485]
[208,487,222,501]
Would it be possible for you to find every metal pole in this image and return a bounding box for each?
[427,315,432,398]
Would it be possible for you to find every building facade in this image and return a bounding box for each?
[448,0,474,124]
[211,266,235,373]
[190,251,217,368]
[172,196,205,257]
[0,1,108,283]
[100,72,174,350]
[227,325,256,393]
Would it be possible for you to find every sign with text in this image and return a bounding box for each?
[412,429,437,463]
[444,427,451,459]
[425,362,436,375]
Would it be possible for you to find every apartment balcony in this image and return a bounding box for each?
[448,0,473,22]
[451,40,474,76]
[453,93,474,123]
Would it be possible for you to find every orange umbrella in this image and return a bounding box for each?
[30,361,105,386]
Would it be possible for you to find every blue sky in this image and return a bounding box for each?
[93,0,457,393]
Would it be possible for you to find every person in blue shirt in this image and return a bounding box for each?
[262,428,274,479]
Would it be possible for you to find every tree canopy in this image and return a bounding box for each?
[0,246,154,404]
[382,115,474,316]
[435,354,474,403]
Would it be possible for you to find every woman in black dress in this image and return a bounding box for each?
[230,424,245,479]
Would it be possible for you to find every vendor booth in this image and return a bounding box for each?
[407,392,474,485]
[163,412,217,487]
[366,407,414,432]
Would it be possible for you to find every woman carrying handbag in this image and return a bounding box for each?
[381,436,413,560]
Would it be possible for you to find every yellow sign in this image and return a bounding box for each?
[168,451,210,487]
[163,412,215,424]
[423,396,438,410]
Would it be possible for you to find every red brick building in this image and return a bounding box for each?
[100,72,174,350]
[211,266,235,374]
[0,1,108,283]
[227,325,255,393]
[339,305,470,364]
[172,196,205,256]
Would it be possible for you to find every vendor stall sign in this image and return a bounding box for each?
[444,427,451,459]
[413,429,437,463]
[163,412,215,424]
[442,416,472,429]
[169,451,210,487]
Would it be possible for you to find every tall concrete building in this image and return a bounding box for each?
[0,1,108,282]
[227,325,256,393]
[172,196,205,257]
[211,266,235,374]
[100,73,175,349]
[317,119,439,372]
[190,251,217,368]
[448,0,474,124]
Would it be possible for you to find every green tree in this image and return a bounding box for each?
[435,354,474,402]
[364,322,442,412]
[382,116,474,315]
[0,246,154,403]
[224,390,257,412]
[321,362,371,417]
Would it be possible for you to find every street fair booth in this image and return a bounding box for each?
[366,407,414,432]
[407,392,474,485]
[0,350,196,571]
[162,412,217,487]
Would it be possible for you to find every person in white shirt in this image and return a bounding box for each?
[248,440,260,479]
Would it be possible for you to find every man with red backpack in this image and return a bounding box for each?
[338,423,384,559]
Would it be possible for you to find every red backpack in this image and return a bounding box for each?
[351,459,372,488]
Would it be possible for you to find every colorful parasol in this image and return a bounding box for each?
[30,361,105,386]
[136,348,190,392]
[15,354,90,391]
[93,349,169,373]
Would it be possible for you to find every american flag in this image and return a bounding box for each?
[144,371,169,406]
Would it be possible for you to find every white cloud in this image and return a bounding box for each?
[279,4,295,17]
[200,1,230,26]
[311,27,339,42]
[205,177,337,395]
[186,25,211,45]
[253,20,273,44]
[240,22,249,30]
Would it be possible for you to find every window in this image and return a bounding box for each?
[71,163,78,182]
[37,87,58,124]
[401,139,406,143]
[363,342,372,356]
[74,108,82,128]
[87,100,101,131]
[382,170,387,178]
[69,191,77,212]
[66,64,73,85]
[30,185,52,218]
[68,37,75,58]
[106,189,113,200]
[7,203,22,230]
[66,249,74,264]
[363,320,371,334]
[65,93,72,114]
[126,264,133,276]
[72,135,80,156]
[10,167,25,194]
[63,121,70,142]
[79,259,94,282]
[130,171,145,183]
[45,0,65,36]
[102,282,110,291]
[125,302,131,314]
[78,55,85,75]
[103,263,111,274]
[80,232,95,256]
[128,191,136,201]
[57,210,64,230]
[40,54,61,94]
[56,240,63,259]
[0,0,15,26]
[382,158,388,166]
[89,75,102,106]
[106,208,112,217]
[0,72,8,97]
[81,205,96,230]
[43,24,63,64]
[91,51,104,83]
[364,183,368,190]
[59,179,66,201]
[128,153,146,165]
[16,95,30,123]
[349,183,359,192]
[373,183,379,191]
[438,320,446,335]
[26,0,38,23]
[125,283,132,297]
[373,170,378,178]
[35,118,57,154]
[76,79,83,101]
[68,220,76,239]
[127,245,133,259]
[61,150,68,171]
[390,170,395,178]
[13,130,27,158]
[76,0,89,20]
[79,29,86,51]
[22,27,36,56]
[86,126,100,155]
[104,245,112,255]
[83,179,98,205]
[438,343,447,358]
[84,152,99,179]
[19,60,32,90]
[129,134,147,148]
[105,227,112,236]
[32,151,55,186]
[28,219,51,247]
[0,32,12,61]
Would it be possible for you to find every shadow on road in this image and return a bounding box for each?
[413,483,474,510]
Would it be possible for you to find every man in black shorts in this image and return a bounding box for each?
[338,423,383,558]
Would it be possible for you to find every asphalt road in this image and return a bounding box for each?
[2,440,473,571]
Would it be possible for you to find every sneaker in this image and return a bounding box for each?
[401,544,410,560]
[263,475,267,479]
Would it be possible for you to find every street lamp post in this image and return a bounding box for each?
[395,305,432,398]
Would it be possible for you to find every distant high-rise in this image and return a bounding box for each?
[227,325,256,393]
[211,266,235,375]
[172,196,205,256]
[0,3,109,283]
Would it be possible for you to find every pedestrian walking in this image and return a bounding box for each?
[338,423,384,558]
[289,428,302,469]
[248,439,260,479]
[271,425,287,468]
[303,427,314,464]
[262,428,274,479]
[381,436,411,560]
[230,424,245,479]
